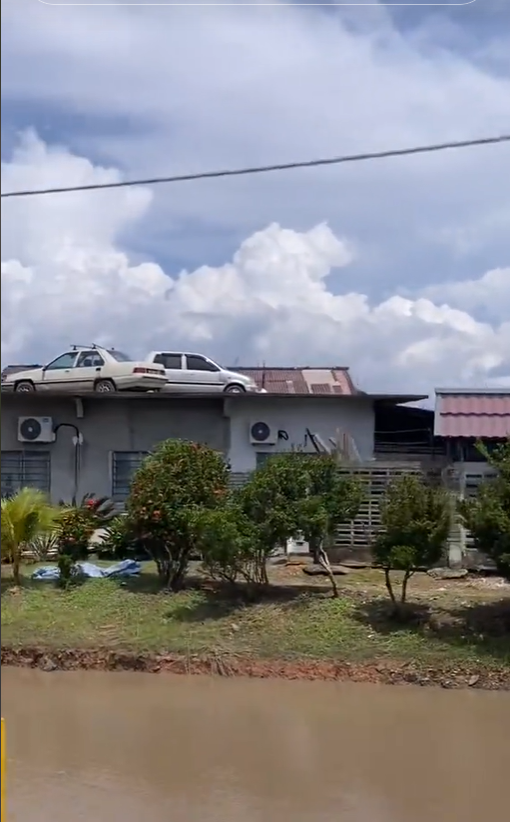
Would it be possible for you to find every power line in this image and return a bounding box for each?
[2,134,509,199]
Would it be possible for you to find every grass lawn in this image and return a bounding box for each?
[1,562,509,671]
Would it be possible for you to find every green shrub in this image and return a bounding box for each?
[1,488,60,586]
[126,439,229,590]
[195,503,266,587]
[27,532,59,563]
[97,515,149,561]
[236,453,362,595]
[236,453,310,583]
[374,474,451,612]
[58,493,116,524]
[55,493,116,586]
[56,508,95,586]
[460,440,510,580]
[296,454,363,558]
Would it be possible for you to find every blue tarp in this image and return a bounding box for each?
[31,559,141,581]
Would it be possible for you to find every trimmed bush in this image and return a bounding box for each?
[126,440,229,590]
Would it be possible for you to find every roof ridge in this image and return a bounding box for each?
[234,365,351,371]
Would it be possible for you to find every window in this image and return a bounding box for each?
[1,451,51,498]
[154,353,182,370]
[255,452,274,468]
[45,352,78,370]
[107,350,132,363]
[112,451,149,503]
[186,355,219,372]
[76,351,104,368]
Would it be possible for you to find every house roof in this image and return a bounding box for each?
[0,389,426,404]
[434,389,510,438]
[233,366,358,395]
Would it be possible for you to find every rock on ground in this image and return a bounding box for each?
[427,568,469,580]
[302,565,350,577]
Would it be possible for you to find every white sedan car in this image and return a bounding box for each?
[146,351,265,394]
[1,346,167,393]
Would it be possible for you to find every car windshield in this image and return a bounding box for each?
[107,350,132,362]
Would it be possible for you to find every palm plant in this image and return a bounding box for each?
[1,488,60,586]
[26,531,60,562]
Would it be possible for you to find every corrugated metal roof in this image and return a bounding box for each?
[310,383,333,394]
[0,389,427,402]
[235,366,357,395]
[434,391,510,438]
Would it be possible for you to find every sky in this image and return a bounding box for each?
[1,0,510,395]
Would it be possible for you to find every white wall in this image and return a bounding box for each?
[225,397,376,472]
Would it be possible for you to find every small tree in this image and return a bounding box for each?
[374,474,451,613]
[194,503,266,587]
[1,488,60,586]
[460,440,510,581]
[126,439,229,590]
[231,453,362,595]
[236,453,311,584]
[296,455,363,596]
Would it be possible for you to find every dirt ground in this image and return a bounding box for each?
[266,560,509,605]
[2,560,509,690]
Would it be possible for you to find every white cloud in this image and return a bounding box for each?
[2,2,510,291]
[421,267,510,321]
[2,134,509,395]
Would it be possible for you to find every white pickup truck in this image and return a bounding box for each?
[145,351,263,394]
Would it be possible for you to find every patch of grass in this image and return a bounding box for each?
[1,564,509,669]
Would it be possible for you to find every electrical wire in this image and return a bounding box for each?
[2,134,509,199]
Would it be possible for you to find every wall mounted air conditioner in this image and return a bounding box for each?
[17,417,55,444]
[249,421,277,446]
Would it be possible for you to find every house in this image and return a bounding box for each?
[374,403,445,462]
[434,388,510,461]
[0,372,425,505]
[434,387,510,569]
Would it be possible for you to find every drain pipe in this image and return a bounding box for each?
[53,423,83,503]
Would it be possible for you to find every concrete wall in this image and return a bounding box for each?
[1,395,228,503]
[1,393,377,502]
[225,396,376,472]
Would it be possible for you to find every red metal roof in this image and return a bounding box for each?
[435,391,510,438]
[234,366,358,395]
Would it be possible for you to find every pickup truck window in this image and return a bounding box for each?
[154,353,182,370]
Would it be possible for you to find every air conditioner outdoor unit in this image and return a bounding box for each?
[249,421,277,446]
[17,417,55,444]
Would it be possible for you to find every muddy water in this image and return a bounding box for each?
[1,669,508,822]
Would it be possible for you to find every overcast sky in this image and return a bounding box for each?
[1,0,509,395]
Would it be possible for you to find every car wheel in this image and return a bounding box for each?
[94,379,116,393]
[15,381,36,393]
[224,383,246,394]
